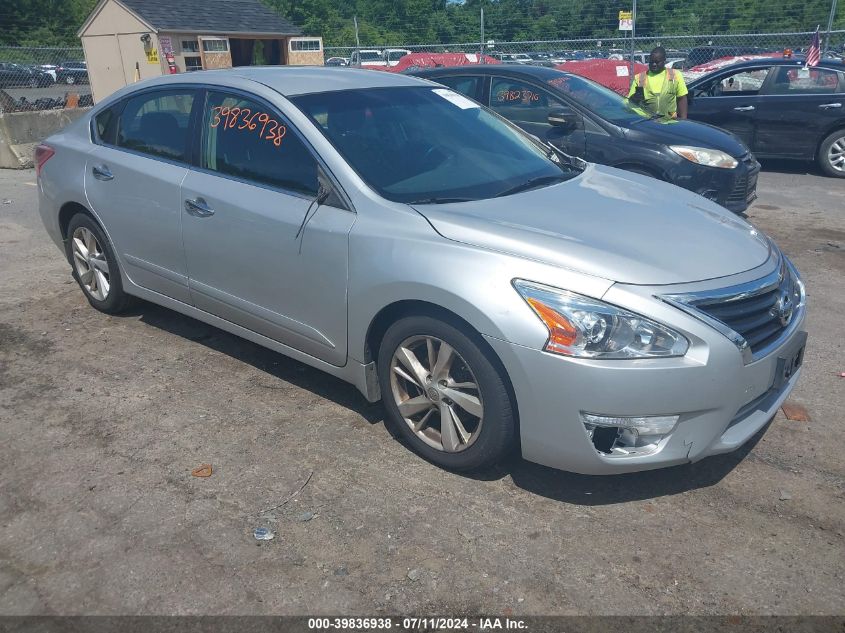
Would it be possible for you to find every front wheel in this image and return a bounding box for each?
[818,129,845,178]
[378,315,516,471]
[65,214,133,314]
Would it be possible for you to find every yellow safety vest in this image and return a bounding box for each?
[635,68,679,118]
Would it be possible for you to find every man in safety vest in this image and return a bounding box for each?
[627,46,688,119]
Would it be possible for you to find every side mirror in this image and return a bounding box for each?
[548,107,580,131]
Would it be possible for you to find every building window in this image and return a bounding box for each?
[290,38,322,52]
[202,38,229,53]
[181,39,199,53]
[184,56,202,72]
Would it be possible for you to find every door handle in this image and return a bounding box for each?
[91,165,113,181]
[733,106,755,111]
[184,197,215,218]
[818,102,842,109]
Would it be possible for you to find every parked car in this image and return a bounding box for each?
[687,58,845,177]
[36,68,806,475]
[383,49,411,67]
[501,53,533,64]
[56,61,89,85]
[349,50,386,67]
[683,46,769,70]
[411,64,760,212]
[39,64,58,80]
[325,57,349,67]
[0,62,53,88]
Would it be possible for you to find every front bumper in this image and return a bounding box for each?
[485,266,806,475]
[671,153,760,214]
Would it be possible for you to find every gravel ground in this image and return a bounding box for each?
[0,162,843,616]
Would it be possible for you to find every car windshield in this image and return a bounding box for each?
[292,86,577,204]
[546,73,648,125]
[358,52,381,62]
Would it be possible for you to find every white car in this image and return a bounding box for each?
[350,49,387,67]
[384,49,411,67]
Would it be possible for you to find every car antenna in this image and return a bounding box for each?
[294,184,330,254]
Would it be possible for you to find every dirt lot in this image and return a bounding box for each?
[0,163,843,616]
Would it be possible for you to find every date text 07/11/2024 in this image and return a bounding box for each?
[307,617,529,630]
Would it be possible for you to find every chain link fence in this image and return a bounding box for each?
[0,46,91,112]
[325,30,845,68]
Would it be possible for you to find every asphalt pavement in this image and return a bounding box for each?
[0,163,843,616]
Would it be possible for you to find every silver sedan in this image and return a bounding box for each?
[36,68,807,474]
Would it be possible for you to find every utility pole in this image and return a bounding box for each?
[480,8,485,63]
[630,0,637,76]
[824,0,838,55]
[354,15,360,66]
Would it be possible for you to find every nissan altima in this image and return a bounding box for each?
[36,68,806,474]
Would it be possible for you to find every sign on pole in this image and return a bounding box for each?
[618,11,633,31]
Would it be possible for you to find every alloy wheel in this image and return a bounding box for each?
[828,135,845,173]
[389,335,484,453]
[71,227,110,301]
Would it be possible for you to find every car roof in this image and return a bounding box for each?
[125,66,428,97]
[689,57,845,76]
[411,64,567,82]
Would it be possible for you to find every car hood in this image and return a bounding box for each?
[624,118,749,157]
[412,164,771,285]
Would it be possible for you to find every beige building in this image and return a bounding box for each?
[78,0,324,102]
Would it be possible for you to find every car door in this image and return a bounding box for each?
[688,66,773,150]
[753,66,845,159]
[84,88,199,304]
[180,89,355,366]
[487,76,587,157]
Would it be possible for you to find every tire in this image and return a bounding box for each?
[377,315,516,471]
[65,75,75,85]
[65,213,134,314]
[817,129,845,178]
[28,78,37,88]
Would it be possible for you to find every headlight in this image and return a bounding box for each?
[514,280,689,359]
[670,145,738,169]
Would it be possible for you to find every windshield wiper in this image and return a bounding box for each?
[495,175,569,198]
[407,197,476,205]
[543,142,587,172]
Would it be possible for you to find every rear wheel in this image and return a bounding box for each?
[65,214,133,314]
[65,75,76,85]
[378,315,515,471]
[818,129,845,178]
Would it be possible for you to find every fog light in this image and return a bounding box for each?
[581,413,679,457]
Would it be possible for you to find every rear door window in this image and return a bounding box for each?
[116,89,197,162]
[201,90,318,196]
[489,77,564,126]
[433,75,482,101]
[766,67,841,94]
[94,104,121,145]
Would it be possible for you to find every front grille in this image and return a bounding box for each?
[727,153,760,205]
[662,255,804,362]
[727,174,748,204]
[693,284,787,352]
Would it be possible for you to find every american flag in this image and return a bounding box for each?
[806,28,821,67]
